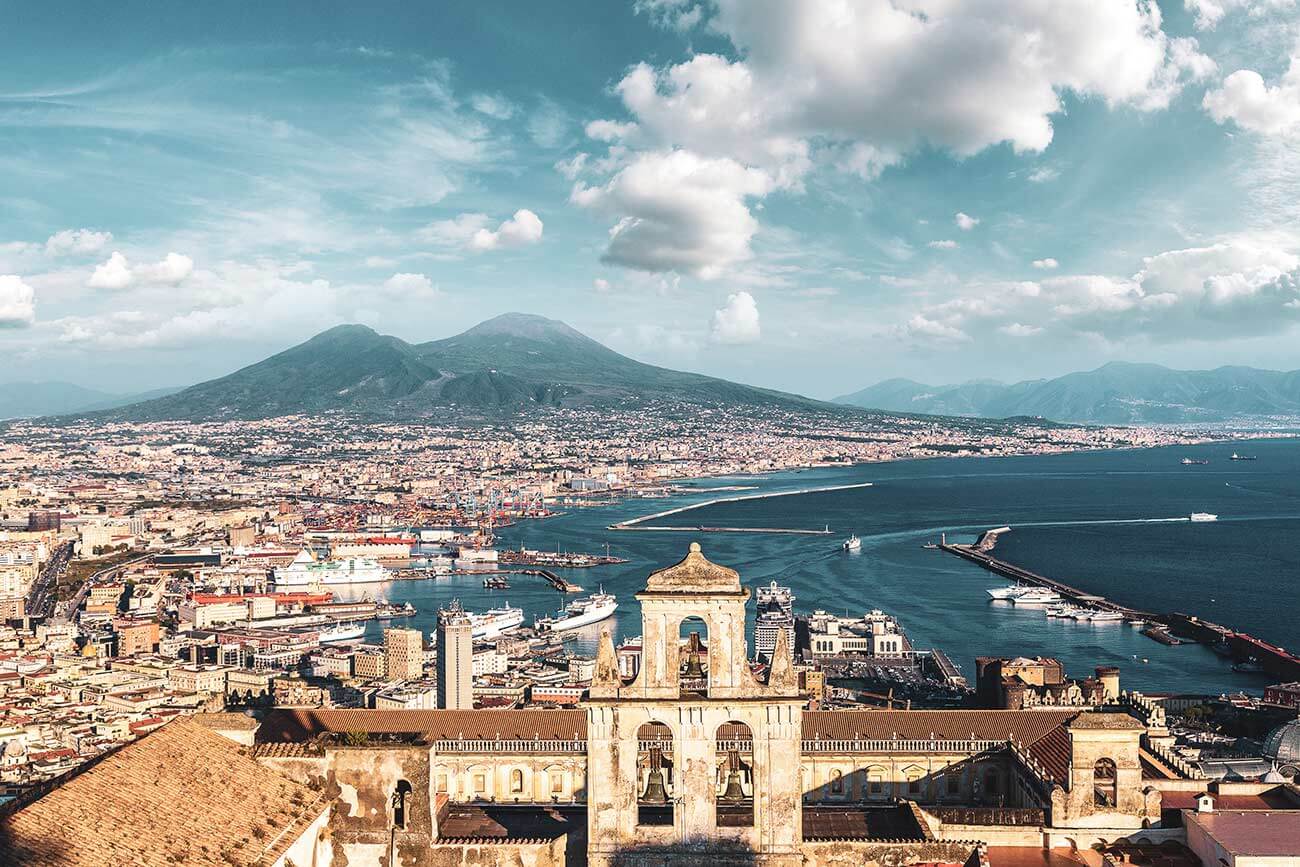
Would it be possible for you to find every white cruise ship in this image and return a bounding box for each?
[316,621,366,643]
[273,549,389,588]
[470,604,525,640]
[535,591,617,633]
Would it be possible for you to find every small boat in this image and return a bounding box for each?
[842,535,861,552]
[1181,458,1209,465]
[922,542,939,550]
[1190,512,1218,522]
[1229,453,1257,461]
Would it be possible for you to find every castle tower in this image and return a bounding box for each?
[586,543,804,866]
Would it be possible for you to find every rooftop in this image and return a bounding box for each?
[1186,809,1300,856]
[642,542,743,595]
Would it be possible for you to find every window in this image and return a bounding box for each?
[473,773,486,794]
[435,774,448,793]
[510,769,524,794]
[907,775,923,795]
[551,772,564,794]
[868,775,884,796]
[829,769,844,794]
[1093,758,1117,807]
[945,773,959,796]
[392,779,412,829]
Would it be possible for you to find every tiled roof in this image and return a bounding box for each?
[1022,725,1071,783]
[436,804,582,841]
[258,708,588,742]
[1183,810,1300,856]
[802,804,931,841]
[802,710,1078,745]
[0,718,327,867]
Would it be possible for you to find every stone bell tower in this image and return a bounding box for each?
[585,543,804,866]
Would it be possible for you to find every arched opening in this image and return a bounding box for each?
[678,616,709,696]
[715,721,754,826]
[509,768,525,797]
[637,721,675,826]
[1093,758,1117,807]
[392,779,413,829]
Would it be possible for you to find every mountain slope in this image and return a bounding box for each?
[0,382,117,419]
[835,361,1300,424]
[107,313,832,420]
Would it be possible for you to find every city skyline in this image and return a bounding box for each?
[3,1,1300,397]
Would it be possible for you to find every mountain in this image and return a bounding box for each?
[834,362,1300,424]
[0,381,183,419]
[106,313,832,420]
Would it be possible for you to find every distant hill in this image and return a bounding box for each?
[0,381,182,420]
[104,313,834,420]
[834,362,1300,424]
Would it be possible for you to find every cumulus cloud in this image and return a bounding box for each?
[955,212,980,231]
[417,210,544,253]
[0,275,36,327]
[1033,258,1060,269]
[1184,0,1296,30]
[572,150,773,277]
[87,251,193,289]
[1204,50,1300,136]
[382,272,441,298]
[711,290,761,343]
[901,241,1300,345]
[928,240,959,250]
[470,209,544,251]
[45,229,112,256]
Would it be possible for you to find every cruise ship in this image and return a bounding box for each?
[753,581,795,663]
[535,591,618,633]
[273,549,389,587]
[316,621,366,643]
[469,604,525,640]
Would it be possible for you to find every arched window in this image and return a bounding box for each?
[716,721,753,826]
[509,769,524,794]
[637,721,674,826]
[679,617,709,696]
[1093,758,1117,807]
[392,779,413,829]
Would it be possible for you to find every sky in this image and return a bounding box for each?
[3,0,1300,399]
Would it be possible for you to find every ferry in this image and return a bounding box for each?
[1081,610,1124,622]
[316,620,366,643]
[273,549,389,587]
[1229,453,1257,461]
[986,585,1030,600]
[1189,512,1218,522]
[1010,588,1062,605]
[469,604,525,639]
[535,590,618,634]
[842,535,861,552]
[1180,458,1209,466]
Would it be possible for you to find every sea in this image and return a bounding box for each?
[340,437,1300,696]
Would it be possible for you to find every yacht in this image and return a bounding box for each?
[1010,588,1062,605]
[1083,610,1124,622]
[1190,512,1218,522]
[535,591,618,633]
[1229,453,1257,461]
[842,535,861,552]
[986,585,1030,600]
[273,549,389,587]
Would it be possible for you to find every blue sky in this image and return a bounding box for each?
[2,0,1300,398]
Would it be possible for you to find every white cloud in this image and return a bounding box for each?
[470,209,544,251]
[527,97,569,148]
[1184,0,1296,30]
[87,252,134,290]
[571,150,773,277]
[593,278,611,292]
[928,240,959,250]
[88,251,192,289]
[902,240,1300,345]
[955,212,980,231]
[1204,50,1300,137]
[635,0,704,31]
[711,290,761,343]
[470,92,516,120]
[1027,166,1060,183]
[1032,258,1060,269]
[45,228,112,256]
[0,275,36,327]
[382,272,441,298]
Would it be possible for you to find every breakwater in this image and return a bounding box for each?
[608,481,872,534]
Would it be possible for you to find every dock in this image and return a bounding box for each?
[522,569,584,593]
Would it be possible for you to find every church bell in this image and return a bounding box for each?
[641,745,669,804]
[719,749,745,803]
[683,632,706,679]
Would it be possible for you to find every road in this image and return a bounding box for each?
[24,540,74,620]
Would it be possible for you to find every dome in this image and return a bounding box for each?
[1261,718,1300,766]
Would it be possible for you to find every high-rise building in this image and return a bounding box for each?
[383,627,424,681]
[436,601,473,709]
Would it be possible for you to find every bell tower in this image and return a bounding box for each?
[585,543,804,866]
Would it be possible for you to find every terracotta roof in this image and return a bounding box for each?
[437,804,581,841]
[984,848,1091,867]
[643,542,743,594]
[1022,725,1071,783]
[0,718,327,867]
[1184,810,1300,856]
[1160,788,1300,811]
[802,804,931,841]
[802,710,1077,745]
[258,708,588,742]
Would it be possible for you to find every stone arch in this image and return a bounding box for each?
[508,767,526,797]
[1093,757,1117,807]
[678,615,710,696]
[715,720,754,826]
[637,720,675,826]
[392,778,413,829]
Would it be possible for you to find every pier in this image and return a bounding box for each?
[522,569,584,593]
[609,481,871,534]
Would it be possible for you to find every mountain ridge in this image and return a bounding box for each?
[835,361,1300,424]
[96,313,835,421]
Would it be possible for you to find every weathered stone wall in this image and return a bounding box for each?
[431,752,586,804]
[422,837,567,867]
[1060,717,1151,829]
[800,839,978,866]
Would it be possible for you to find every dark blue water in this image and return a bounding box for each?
[343,438,1300,696]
